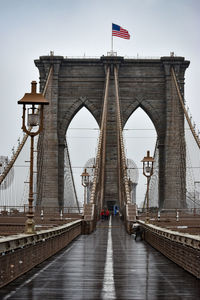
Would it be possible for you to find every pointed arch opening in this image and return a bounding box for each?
[66,107,99,208]
[123,107,158,209]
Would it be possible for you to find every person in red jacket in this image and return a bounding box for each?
[100,209,105,221]
[105,209,110,220]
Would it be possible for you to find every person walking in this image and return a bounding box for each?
[100,209,105,221]
[105,209,110,220]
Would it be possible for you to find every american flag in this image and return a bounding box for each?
[112,23,130,40]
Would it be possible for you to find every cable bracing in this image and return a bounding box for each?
[114,66,131,205]
[0,66,53,209]
[63,140,80,212]
[89,66,110,208]
[171,67,200,209]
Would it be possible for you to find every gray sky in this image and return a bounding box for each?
[0,0,200,206]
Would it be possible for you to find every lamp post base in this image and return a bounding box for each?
[25,218,36,234]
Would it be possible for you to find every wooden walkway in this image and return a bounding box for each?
[0,216,200,299]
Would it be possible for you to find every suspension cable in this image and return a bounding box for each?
[114,66,131,204]
[171,66,200,208]
[171,67,200,149]
[0,66,53,186]
[64,140,80,213]
[89,66,110,205]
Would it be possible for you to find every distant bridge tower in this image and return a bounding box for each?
[83,158,95,204]
[127,159,139,204]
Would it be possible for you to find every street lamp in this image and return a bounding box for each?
[18,81,49,234]
[141,150,154,223]
[81,168,90,206]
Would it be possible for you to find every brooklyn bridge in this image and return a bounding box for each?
[0,54,200,299]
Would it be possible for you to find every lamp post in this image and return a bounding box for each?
[81,168,90,206]
[141,151,154,223]
[18,81,49,234]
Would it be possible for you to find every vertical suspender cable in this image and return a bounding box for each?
[114,66,131,204]
[89,66,110,206]
[171,67,200,149]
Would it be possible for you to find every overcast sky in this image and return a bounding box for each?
[0,0,199,206]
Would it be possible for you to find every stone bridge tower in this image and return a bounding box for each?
[35,55,189,210]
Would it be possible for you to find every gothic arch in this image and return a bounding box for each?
[122,97,165,144]
[59,97,101,144]
[123,107,158,207]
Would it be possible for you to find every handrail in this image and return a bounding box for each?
[138,220,200,250]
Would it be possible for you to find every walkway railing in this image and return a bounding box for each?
[0,205,83,215]
[139,220,200,279]
[0,219,82,288]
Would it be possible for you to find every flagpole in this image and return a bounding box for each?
[111,24,113,54]
[111,35,113,54]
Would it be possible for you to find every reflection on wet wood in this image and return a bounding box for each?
[0,216,200,300]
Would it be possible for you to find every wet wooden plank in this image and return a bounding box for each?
[0,216,200,299]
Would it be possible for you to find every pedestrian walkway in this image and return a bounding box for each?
[0,216,200,299]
